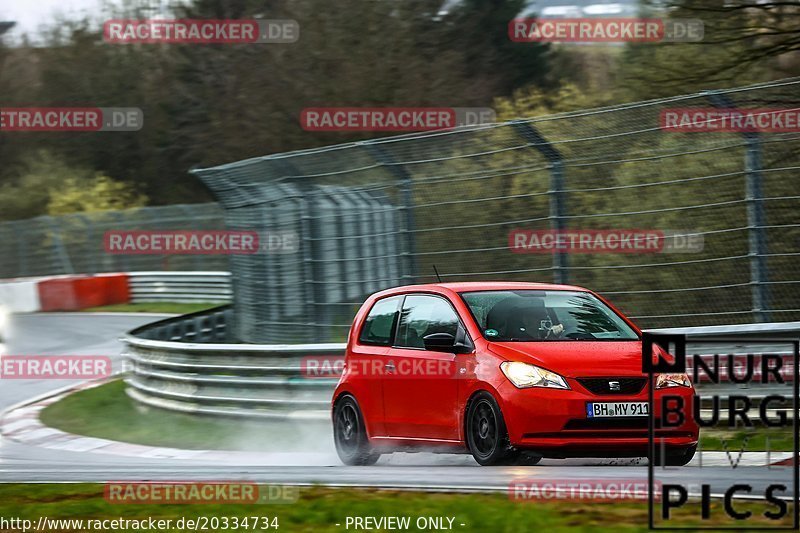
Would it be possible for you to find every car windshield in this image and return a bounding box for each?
[460,290,639,342]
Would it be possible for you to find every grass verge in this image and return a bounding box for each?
[40,380,332,452]
[81,302,221,314]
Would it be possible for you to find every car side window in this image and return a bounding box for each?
[396,295,459,349]
[358,296,401,346]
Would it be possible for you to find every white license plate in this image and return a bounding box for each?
[587,402,649,418]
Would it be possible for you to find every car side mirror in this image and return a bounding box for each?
[423,332,473,354]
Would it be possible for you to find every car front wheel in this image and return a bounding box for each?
[466,392,518,466]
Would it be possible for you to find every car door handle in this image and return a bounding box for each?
[385,362,396,372]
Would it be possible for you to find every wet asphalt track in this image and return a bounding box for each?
[0,313,795,502]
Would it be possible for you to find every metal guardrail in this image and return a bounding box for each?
[123,306,341,419]
[129,271,232,303]
[122,308,798,419]
[648,322,800,340]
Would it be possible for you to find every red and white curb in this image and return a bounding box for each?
[0,380,194,457]
[0,380,796,466]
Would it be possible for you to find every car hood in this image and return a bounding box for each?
[486,340,644,378]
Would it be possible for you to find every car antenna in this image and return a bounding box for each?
[433,265,443,283]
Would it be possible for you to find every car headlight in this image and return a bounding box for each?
[500,361,570,389]
[655,373,691,389]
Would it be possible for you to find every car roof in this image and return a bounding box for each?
[373,281,590,298]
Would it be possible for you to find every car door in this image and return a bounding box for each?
[381,293,462,441]
[349,295,402,437]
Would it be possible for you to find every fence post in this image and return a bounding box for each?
[511,120,568,285]
[272,159,328,343]
[110,211,130,274]
[176,204,203,272]
[706,92,770,322]
[75,214,95,275]
[44,216,74,275]
[12,220,28,277]
[364,143,418,283]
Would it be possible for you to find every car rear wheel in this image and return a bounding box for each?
[466,392,518,466]
[333,395,380,466]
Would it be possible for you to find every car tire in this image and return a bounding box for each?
[466,392,516,466]
[333,395,380,466]
[653,444,696,467]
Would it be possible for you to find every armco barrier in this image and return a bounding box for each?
[123,308,800,419]
[128,271,231,303]
[123,306,340,419]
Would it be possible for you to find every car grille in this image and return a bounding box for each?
[577,377,646,395]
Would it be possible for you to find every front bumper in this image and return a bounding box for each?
[497,377,699,457]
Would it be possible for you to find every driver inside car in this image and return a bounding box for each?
[512,301,565,340]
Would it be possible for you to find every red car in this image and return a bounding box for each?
[332,282,699,466]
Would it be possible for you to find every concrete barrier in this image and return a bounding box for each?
[0,271,231,313]
[38,274,130,311]
[0,277,43,313]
